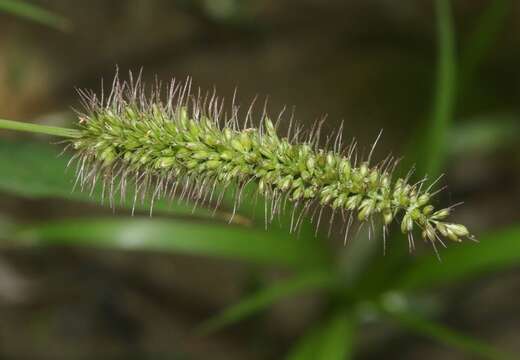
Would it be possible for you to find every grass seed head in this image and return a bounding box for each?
[71,73,474,253]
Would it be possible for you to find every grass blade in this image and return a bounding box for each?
[398,226,520,290]
[459,0,511,90]
[0,0,70,31]
[14,217,330,269]
[448,114,519,155]
[197,270,338,334]
[383,310,510,359]
[286,309,356,360]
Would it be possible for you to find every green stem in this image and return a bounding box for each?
[0,118,80,138]
[426,0,457,176]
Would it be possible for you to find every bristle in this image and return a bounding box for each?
[71,73,474,252]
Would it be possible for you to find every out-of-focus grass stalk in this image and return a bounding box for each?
[424,0,457,177]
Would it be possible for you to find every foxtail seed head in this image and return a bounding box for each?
[71,74,474,254]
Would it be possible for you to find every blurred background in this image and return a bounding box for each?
[0,0,519,359]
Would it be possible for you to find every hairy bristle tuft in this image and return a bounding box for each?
[71,72,474,254]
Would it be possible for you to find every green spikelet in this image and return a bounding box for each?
[72,74,474,254]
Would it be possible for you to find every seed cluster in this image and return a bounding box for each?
[72,75,473,254]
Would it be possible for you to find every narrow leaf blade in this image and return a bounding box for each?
[15,217,330,269]
[398,227,520,290]
[286,309,356,360]
[459,0,511,89]
[198,270,338,334]
[384,310,510,359]
[0,0,70,31]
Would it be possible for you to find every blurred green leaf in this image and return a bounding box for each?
[0,139,74,199]
[448,115,519,154]
[384,309,510,359]
[398,227,520,290]
[286,309,356,360]
[459,0,511,90]
[0,0,70,31]
[286,326,323,360]
[14,217,330,269]
[198,270,338,334]
[0,139,239,221]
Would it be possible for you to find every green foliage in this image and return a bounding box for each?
[287,309,356,360]
[459,0,511,90]
[14,217,330,269]
[448,114,519,155]
[0,0,70,31]
[398,227,520,290]
[197,270,339,334]
[384,310,511,359]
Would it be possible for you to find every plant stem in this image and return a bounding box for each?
[0,118,80,138]
[426,0,457,176]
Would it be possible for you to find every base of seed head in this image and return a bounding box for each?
[70,72,474,255]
